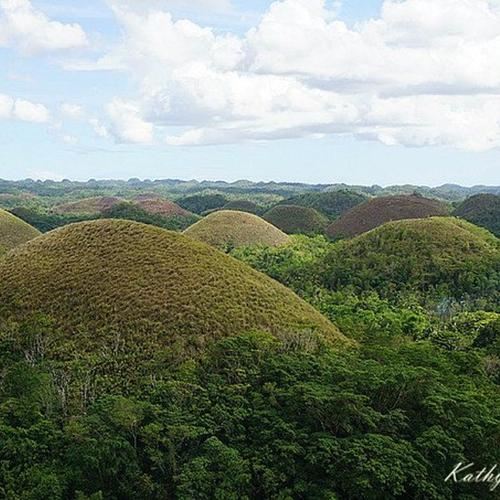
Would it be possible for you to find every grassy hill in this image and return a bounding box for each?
[134,196,194,218]
[263,205,329,235]
[454,194,500,237]
[223,199,262,214]
[0,219,345,350]
[184,210,289,250]
[0,208,41,255]
[53,196,123,215]
[281,190,367,219]
[324,217,499,304]
[326,195,449,238]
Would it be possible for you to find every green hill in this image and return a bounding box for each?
[178,194,227,214]
[184,210,289,250]
[263,205,328,235]
[0,208,40,255]
[454,194,500,237]
[326,195,449,238]
[324,217,499,304]
[134,196,194,218]
[223,199,261,214]
[281,190,367,219]
[0,219,345,349]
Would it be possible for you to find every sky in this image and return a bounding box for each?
[0,0,499,186]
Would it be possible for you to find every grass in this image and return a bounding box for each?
[263,205,329,235]
[454,194,500,237]
[0,219,347,351]
[53,196,123,215]
[134,197,194,218]
[184,210,290,250]
[326,195,449,238]
[325,217,499,303]
[0,208,40,253]
[223,199,262,214]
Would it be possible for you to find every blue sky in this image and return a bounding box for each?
[0,0,499,186]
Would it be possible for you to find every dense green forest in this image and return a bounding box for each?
[0,180,498,499]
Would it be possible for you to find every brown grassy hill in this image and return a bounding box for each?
[0,208,40,255]
[134,197,194,217]
[53,196,123,215]
[0,220,346,351]
[454,194,500,237]
[326,195,449,238]
[184,210,290,250]
[263,205,329,235]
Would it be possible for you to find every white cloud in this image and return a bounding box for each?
[90,0,500,151]
[0,0,88,53]
[0,93,50,123]
[61,103,85,119]
[107,98,154,144]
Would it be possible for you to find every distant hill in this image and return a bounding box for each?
[263,205,329,235]
[134,196,194,218]
[223,199,262,215]
[280,190,367,219]
[0,208,40,255]
[0,220,345,351]
[184,210,289,250]
[326,195,449,238]
[53,196,123,215]
[177,194,227,214]
[324,217,499,303]
[454,194,500,237]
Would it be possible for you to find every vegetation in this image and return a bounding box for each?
[281,189,367,219]
[101,202,199,231]
[263,205,329,236]
[327,195,450,239]
[184,210,289,251]
[0,219,345,353]
[0,179,499,499]
[454,193,500,237]
[53,197,123,215]
[0,322,497,499]
[0,208,40,254]
[324,217,499,307]
[223,199,262,214]
[177,194,227,214]
[9,206,95,233]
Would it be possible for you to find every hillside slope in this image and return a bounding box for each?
[0,208,40,255]
[454,194,500,237]
[325,217,499,303]
[0,220,345,348]
[263,205,328,235]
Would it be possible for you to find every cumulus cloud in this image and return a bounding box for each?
[0,0,88,53]
[0,93,50,122]
[60,103,85,119]
[93,0,500,151]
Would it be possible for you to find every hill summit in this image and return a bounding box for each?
[184,210,289,250]
[0,208,40,255]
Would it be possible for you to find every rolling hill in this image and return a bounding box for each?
[281,190,367,219]
[184,210,289,250]
[53,196,123,215]
[223,199,261,214]
[263,205,329,235]
[0,208,41,255]
[325,217,499,303]
[454,194,500,237]
[326,195,449,238]
[0,219,345,349]
[134,196,194,218]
